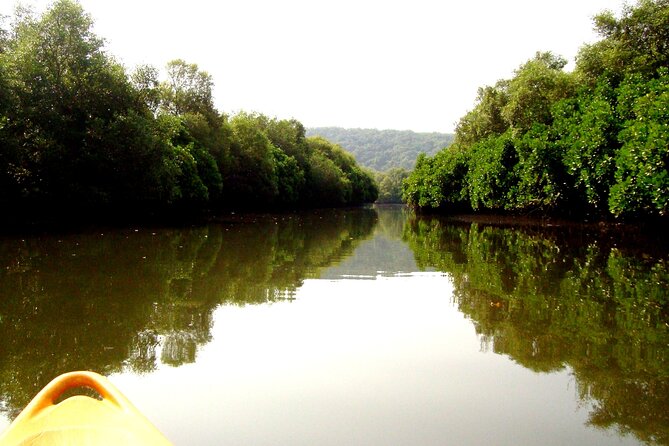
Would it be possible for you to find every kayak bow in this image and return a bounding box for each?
[0,371,172,445]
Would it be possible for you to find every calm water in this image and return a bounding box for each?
[0,206,667,445]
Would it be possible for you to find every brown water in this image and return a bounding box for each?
[0,206,667,445]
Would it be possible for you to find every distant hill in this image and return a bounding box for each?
[306,127,455,172]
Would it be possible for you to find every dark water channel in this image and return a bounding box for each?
[0,206,667,445]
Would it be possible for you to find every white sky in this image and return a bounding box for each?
[1,0,625,133]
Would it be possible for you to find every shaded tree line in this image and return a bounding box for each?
[0,1,377,225]
[404,0,669,220]
[374,167,411,203]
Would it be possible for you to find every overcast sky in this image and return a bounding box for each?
[2,0,625,133]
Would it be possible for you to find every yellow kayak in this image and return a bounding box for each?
[0,371,172,445]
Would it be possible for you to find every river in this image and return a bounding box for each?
[0,206,667,445]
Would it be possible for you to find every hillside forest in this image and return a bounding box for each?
[0,1,378,225]
[403,0,669,220]
[306,127,454,172]
[307,127,454,204]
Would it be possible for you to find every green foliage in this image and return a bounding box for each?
[305,136,378,205]
[403,154,444,208]
[225,113,279,205]
[306,127,454,171]
[171,144,210,204]
[610,70,669,216]
[407,0,669,220]
[347,166,378,205]
[0,1,376,223]
[272,147,304,206]
[189,145,223,202]
[455,82,509,146]
[152,114,212,205]
[553,80,619,211]
[0,0,151,209]
[130,64,161,113]
[512,124,569,210]
[578,0,669,82]
[375,168,410,203]
[466,132,518,210]
[0,52,20,205]
[502,52,575,134]
[93,111,178,206]
[403,148,469,210]
[160,59,216,123]
[307,149,351,206]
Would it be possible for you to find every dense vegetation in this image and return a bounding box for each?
[0,1,377,225]
[306,127,454,171]
[303,127,451,203]
[374,168,411,203]
[404,0,669,220]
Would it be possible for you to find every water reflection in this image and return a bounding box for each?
[321,205,421,279]
[403,216,669,445]
[1,207,668,445]
[0,208,377,418]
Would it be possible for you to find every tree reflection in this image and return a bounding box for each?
[403,216,669,445]
[0,208,377,418]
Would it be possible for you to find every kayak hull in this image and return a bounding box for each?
[0,371,172,446]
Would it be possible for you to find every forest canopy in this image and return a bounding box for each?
[307,127,454,171]
[0,0,377,224]
[306,127,453,205]
[403,0,669,220]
